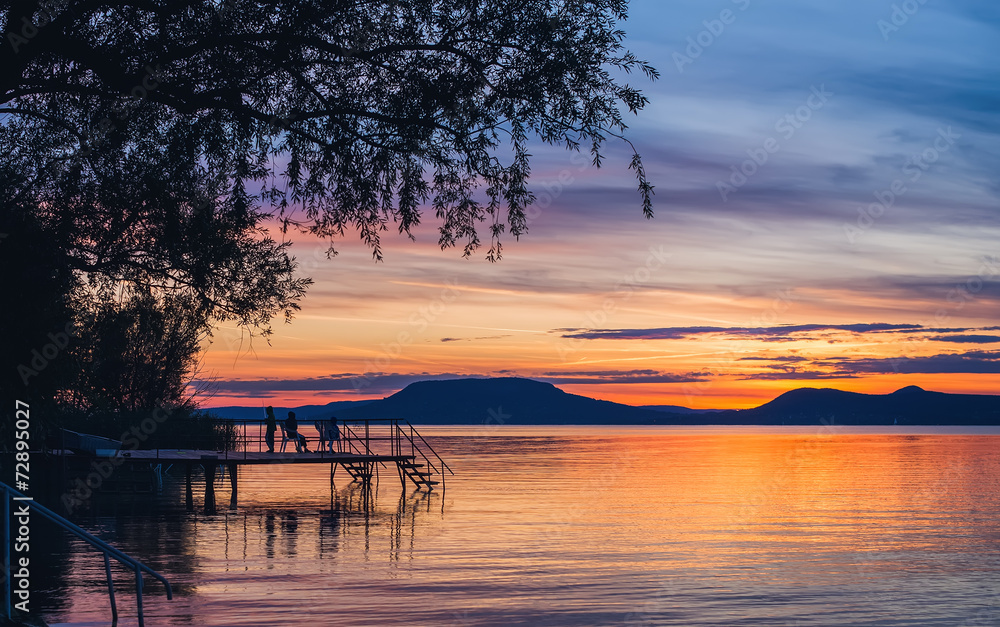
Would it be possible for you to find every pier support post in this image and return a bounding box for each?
[203,463,216,514]
[228,463,238,510]
[185,464,193,511]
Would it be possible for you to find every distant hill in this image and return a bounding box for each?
[721,385,1000,425]
[337,377,669,424]
[640,405,722,414]
[206,379,1000,426]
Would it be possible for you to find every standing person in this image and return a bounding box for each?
[264,406,277,453]
[286,411,308,452]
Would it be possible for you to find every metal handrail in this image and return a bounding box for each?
[400,422,454,476]
[387,421,454,490]
[341,424,371,456]
[339,424,389,470]
[2,481,172,626]
[397,424,441,482]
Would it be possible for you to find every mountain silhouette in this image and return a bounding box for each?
[336,377,667,424]
[209,378,1000,425]
[640,405,721,414]
[727,385,1000,425]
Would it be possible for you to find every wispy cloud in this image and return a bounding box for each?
[738,355,808,362]
[931,334,1000,344]
[537,369,711,385]
[440,335,512,343]
[826,351,1000,374]
[196,372,473,397]
[559,323,921,341]
[740,370,858,381]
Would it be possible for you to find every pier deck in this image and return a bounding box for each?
[59,418,454,511]
[122,449,414,465]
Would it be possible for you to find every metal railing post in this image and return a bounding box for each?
[104,552,118,622]
[0,481,171,625]
[135,564,145,627]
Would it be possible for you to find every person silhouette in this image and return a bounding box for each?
[315,418,340,453]
[264,406,277,453]
[286,411,308,452]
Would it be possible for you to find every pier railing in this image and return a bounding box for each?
[53,417,453,490]
[1,481,172,626]
[394,422,454,488]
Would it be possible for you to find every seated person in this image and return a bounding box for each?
[285,411,309,452]
[314,418,341,453]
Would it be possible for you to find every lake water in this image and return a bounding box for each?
[35,426,1000,626]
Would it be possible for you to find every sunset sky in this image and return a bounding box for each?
[197,0,1000,410]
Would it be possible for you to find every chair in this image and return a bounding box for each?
[315,420,340,453]
[278,422,294,453]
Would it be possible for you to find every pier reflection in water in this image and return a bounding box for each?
[35,427,1000,626]
[36,463,443,627]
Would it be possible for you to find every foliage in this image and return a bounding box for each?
[0,119,312,334]
[0,137,311,410]
[1,0,657,260]
[66,290,205,412]
[0,207,78,400]
[1,0,655,415]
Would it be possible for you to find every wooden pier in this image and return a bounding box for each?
[60,418,453,513]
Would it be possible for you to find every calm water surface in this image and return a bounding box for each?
[38,426,1000,626]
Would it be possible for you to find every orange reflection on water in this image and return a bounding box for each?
[39,426,1000,626]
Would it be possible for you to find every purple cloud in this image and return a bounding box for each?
[931,335,1000,344]
[739,371,859,380]
[194,372,473,397]
[538,369,711,385]
[828,351,1000,374]
[738,355,809,362]
[560,323,922,340]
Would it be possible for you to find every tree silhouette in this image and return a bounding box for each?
[2,0,656,414]
[1,126,310,411]
[68,290,204,412]
[1,0,657,259]
[0,207,78,404]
